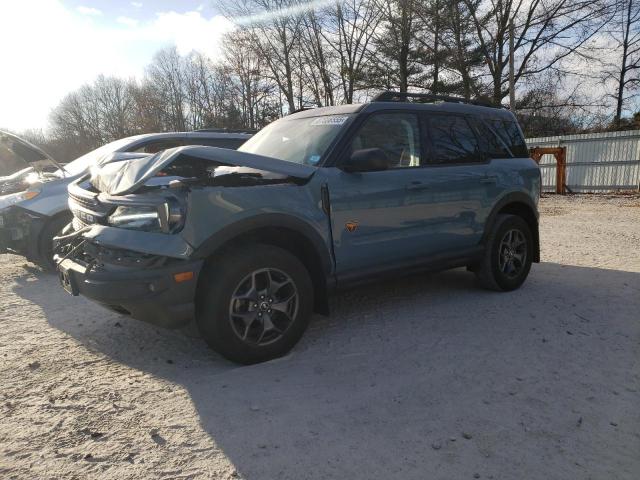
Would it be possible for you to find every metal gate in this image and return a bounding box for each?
[526,130,640,193]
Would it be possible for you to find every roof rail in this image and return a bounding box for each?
[289,107,314,115]
[195,127,258,134]
[372,91,500,108]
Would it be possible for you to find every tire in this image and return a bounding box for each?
[475,214,533,291]
[36,213,72,271]
[196,244,314,364]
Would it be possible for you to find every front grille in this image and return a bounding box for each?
[68,190,98,210]
[68,179,112,228]
[72,216,87,231]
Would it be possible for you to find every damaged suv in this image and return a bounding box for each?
[56,92,540,364]
[0,130,250,268]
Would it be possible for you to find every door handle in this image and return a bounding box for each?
[479,175,498,184]
[405,181,429,191]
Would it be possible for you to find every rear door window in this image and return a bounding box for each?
[486,118,528,157]
[425,114,482,164]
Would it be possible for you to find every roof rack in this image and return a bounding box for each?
[289,107,314,115]
[372,91,500,108]
[195,127,258,134]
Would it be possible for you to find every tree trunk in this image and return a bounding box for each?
[615,0,633,127]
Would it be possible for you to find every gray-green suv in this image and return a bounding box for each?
[55,92,540,364]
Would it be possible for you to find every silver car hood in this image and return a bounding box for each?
[0,130,64,176]
[90,146,317,195]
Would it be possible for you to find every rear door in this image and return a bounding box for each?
[400,112,496,254]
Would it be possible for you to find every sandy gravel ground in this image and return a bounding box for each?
[1,194,639,480]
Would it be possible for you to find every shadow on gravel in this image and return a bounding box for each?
[12,263,640,480]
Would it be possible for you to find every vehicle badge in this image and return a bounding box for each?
[346,221,358,233]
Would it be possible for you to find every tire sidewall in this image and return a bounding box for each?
[38,213,72,271]
[197,245,314,364]
[489,215,533,291]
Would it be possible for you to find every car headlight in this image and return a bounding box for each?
[107,199,184,233]
[0,189,40,211]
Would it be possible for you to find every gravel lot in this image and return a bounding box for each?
[1,194,639,480]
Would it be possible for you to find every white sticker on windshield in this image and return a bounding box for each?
[310,116,349,126]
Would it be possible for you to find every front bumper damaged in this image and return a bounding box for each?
[55,227,202,329]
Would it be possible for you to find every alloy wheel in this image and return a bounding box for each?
[228,268,299,346]
[498,228,527,278]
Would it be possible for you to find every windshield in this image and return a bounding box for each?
[63,136,138,176]
[238,114,351,166]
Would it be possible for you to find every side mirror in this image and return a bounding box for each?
[342,148,391,173]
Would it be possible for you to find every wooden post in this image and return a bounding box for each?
[556,148,566,195]
[529,146,568,194]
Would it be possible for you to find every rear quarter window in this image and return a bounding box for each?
[425,114,482,164]
[470,118,511,159]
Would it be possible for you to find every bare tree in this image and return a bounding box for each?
[42,0,628,150]
[299,9,337,106]
[145,47,188,130]
[601,0,640,126]
[464,0,612,105]
[325,0,381,102]
[221,0,305,113]
[93,75,137,139]
[224,30,274,128]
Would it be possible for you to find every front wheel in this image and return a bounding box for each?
[37,213,72,271]
[475,214,533,291]
[196,244,314,364]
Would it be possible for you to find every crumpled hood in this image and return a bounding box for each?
[0,130,63,176]
[90,145,317,195]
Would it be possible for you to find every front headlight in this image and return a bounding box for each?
[107,199,184,233]
[0,189,40,211]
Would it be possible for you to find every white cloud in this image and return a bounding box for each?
[151,11,234,57]
[117,16,139,27]
[76,5,102,16]
[131,1,143,7]
[0,1,235,133]
[233,0,334,26]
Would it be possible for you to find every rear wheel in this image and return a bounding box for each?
[476,214,533,291]
[197,244,314,364]
[37,213,72,271]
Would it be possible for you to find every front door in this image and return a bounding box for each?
[327,111,427,276]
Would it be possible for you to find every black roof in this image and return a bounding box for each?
[372,91,499,108]
[287,91,514,121]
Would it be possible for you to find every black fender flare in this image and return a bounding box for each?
[191,213,334,277]
[482,192,540,263]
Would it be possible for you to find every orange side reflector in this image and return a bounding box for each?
[173,271,194,283]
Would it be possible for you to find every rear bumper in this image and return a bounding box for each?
[57,256,203,328]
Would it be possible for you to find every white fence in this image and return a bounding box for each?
[526,130,640,192]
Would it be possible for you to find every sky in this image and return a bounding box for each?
[0,1,625,133]
[0,0,236,132]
